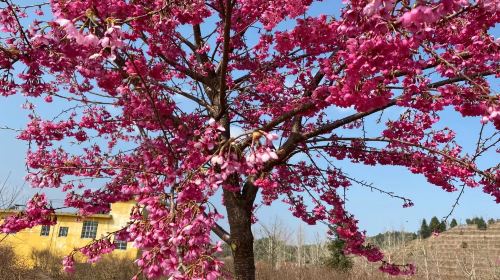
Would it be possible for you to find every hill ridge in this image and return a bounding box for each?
[379,222,500,279]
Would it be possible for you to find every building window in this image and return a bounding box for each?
[58,226,69,237]
[114,237,127,250]
[40,225,50,236]
[81,221,98,239]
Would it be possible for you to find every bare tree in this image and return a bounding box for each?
[0,172,22,210]
[296,224,304,268]
[311,232,328,265]
[257,218,292,270]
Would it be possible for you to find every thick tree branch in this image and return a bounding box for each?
[303,71,495,143]
[211,219,231,244]
[239,71,496,201]
[157,53,214,87]
[215,0,233,120]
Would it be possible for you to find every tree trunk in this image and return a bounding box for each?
[218,106,256,279]
[224,189,255,280]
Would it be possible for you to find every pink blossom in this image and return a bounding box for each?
[0,194,56,233]
[0,0,497,278]
[62,255,75,274]
[399,6,439,29]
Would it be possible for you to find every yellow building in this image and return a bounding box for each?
[0,200,138,265]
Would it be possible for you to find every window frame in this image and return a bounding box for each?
[80,220,98,239]
[58,226,69,237]
[113,237,127,250]
[40,225,50,236]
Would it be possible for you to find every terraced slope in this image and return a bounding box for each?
[383,223,500,280]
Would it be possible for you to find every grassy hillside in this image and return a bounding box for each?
[379,222,500,279]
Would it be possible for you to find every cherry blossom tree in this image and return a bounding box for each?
[0,0,498,279]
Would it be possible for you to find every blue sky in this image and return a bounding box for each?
[0,0,498,243]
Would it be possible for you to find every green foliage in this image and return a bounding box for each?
[429,216,440,232]
[450,219,458,228]
[325,238,352,272]
[369,231,417,248]
[466,217,488,230]
[439,221,447,232]
[429,216,446,233]
[476,218,487,230]
[487,218,496,225]
[419,219,431,238]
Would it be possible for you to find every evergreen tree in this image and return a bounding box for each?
[429,216,441,233]
[370,231,417,248]
[465,217,488,230]
[475,217,487,230]
[419,219,431,238]
[438,221,447,232]
[487,218,495,225]
[450,219,458,228]
[325,238,353,272]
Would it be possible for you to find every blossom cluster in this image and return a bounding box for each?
[79,238,116,263]
[0,194,56,233]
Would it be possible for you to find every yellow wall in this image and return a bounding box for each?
[0,201,138,265]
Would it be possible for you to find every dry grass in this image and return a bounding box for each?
[381,223,500,280]
[0,246,39,280]
[1,224,499,279]
[0,245,142,280]
[220,258,400,280]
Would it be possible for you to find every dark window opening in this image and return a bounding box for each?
[40,225,50,236]
[114,237,127,250]
[58,226,69,237]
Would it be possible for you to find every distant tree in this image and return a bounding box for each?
[325,238,352,272]
[0,173,22,209]
[429,216,441,233]
[419,219,431,239]
[253,237,289,264]
[438,221,447,232]
[450,219,458,228]
[254,219,292,269]
[487,218,495,225]
[465,217,488,230]
[475,217,487,230]
[370,231,417,248]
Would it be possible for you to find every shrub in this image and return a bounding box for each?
[466,217,488,230]
[325,238,352,272]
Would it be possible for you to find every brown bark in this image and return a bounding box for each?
[217,106,256,279]
[224,189,256,280]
